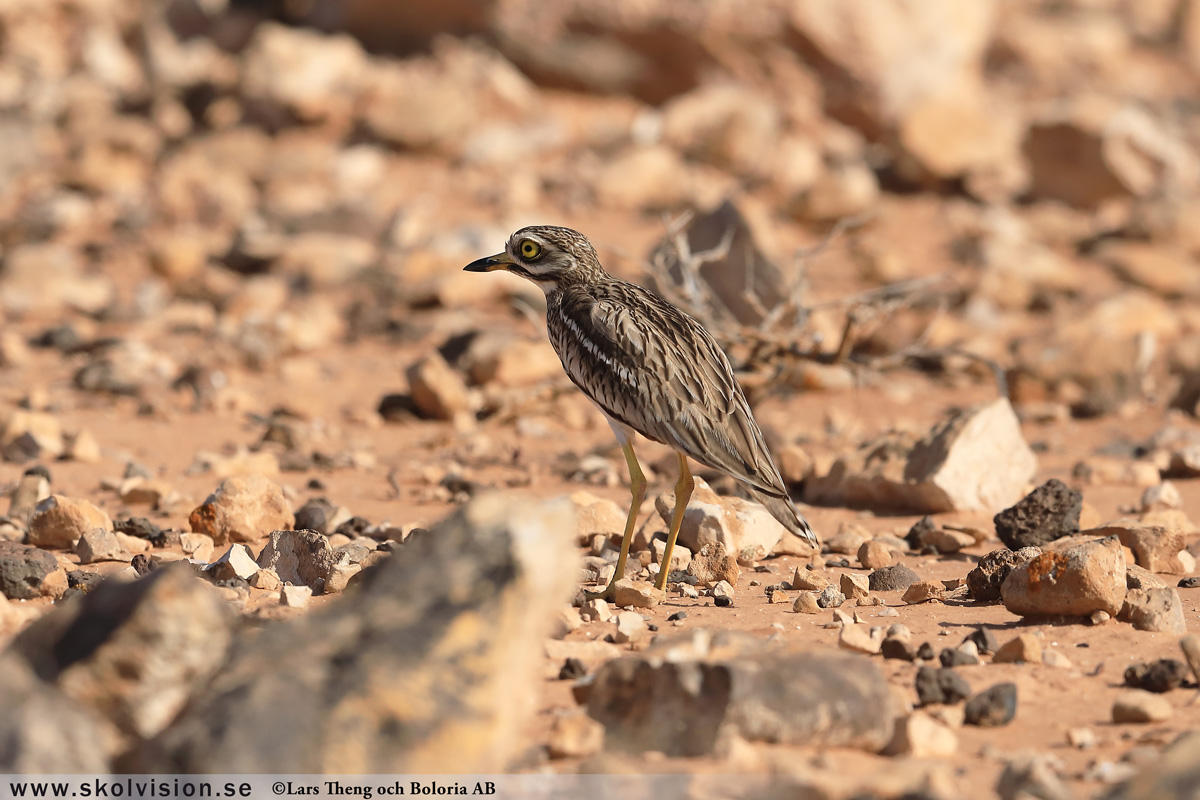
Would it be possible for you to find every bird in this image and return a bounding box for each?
[464,225,818,600]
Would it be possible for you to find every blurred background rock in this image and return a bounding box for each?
[2,0,1200,418]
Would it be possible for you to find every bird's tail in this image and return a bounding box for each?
[748,487,820,549]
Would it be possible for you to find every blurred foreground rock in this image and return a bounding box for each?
[587,630,893,756]
[143,494,578,772]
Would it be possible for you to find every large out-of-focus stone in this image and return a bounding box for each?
[240,23,368,124]
[1118,587,1187,634]
[10,564,233,744]
[255,530,333,592]
[1024,102,1195,210]
[0,654,112,772]
[188,475,293,546]
[1106,730,1200,798]
[993,479,1081,550]
[587,637,893,756]
[789,0,998,135]
[144,495,578,772]
[1001,537,1126,618]
[806,399,1035,513]
[0,541,61,600]
[27,496,112,550]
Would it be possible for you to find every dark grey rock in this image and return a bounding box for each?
[916,642,936,660]
[940,648,980,667]
[292,499,333,535]
[0,540,59,600]
[1124,659,1189,694]
[993,479,1081,550]
[816,585,845,608]
[915,666,971,706]
[962,627,1000,655]
[967,547,1041,603]
[869,564,920,592]
[881,638,917,661]
[114,516,163,543]
[905,516,935,550]
[964,683,1017,727]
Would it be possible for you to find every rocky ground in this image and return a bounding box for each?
[6,0,1200,797]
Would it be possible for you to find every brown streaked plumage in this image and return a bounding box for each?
[465,225,818,599]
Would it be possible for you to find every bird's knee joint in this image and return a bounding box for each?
[675,477,694,498]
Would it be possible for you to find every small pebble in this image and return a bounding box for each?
[964,683,1018,727]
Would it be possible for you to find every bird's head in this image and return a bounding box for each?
[463,225,603,292]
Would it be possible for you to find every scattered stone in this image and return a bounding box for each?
[1124,659,1188,693]
[996,753,1071,800]
[993,479,1081,550]
[793,592,820,614]
[558,658,587,681]
[901,581,945,604]
[886,711,958,758]
[824,524,873,555]
[188,475,293,546]
[816,585,846,609]
[657,480,791,564]
[0,541,61,600]
[248,568,282,592]
[280,584,312,609]
[587,646,894,756]
[869,564,920,592]
[1090,610,1111,625]
[580,598,613,624]
[8,468,50,525]
[1119,587,1187,634]
[75,527,129,564]
[406,353,473,423]
[993,633,1043,664]
[857,539,894,569]
[547,709,604,759]
[968,547,1041,603]
[1142,481,1183,511]
[1099,523,1189,574]
[962,627,1000,655]
[1067,727,1096,749]
[179,533,215,563]
[881,636,917,662]
[940,643,980,667]
[916,642,936,661]
[27,496,112,550]
[613,610,648,644]
[1042,649,1074,670]
[612,578,663,609]
[805,398,1037,513]
[1180,577,1200,589]
[838,623,883,655]
[685,541,740,586]
[840,572,870,600]
[964,683,1017,727]
[919,527,976,554]
[1112,690,1173,723]
[1127,564,1170,591]
[256,529,334,592]
[1180,635,1200,684]
[790,567,829,591]
[915,666,971,706]
[206,545,261,583]
[1001,537,1126,618]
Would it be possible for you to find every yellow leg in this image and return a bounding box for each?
[655,453,694,591]
[586,440,647,601]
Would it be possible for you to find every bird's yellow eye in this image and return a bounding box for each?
[519,239,542,259]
